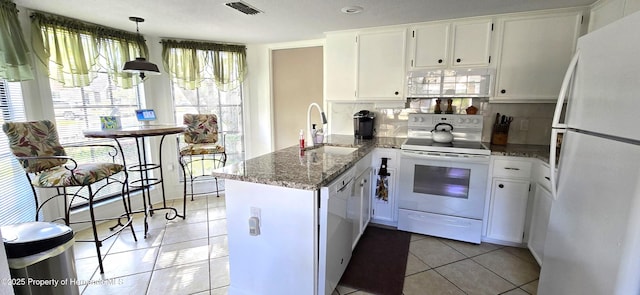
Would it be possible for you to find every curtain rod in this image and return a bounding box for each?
[158,39,245,47]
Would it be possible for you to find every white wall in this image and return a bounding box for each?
[244,39,324,159]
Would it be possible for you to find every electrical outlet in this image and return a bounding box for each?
[249,216,260,236]
[520,119,529,131]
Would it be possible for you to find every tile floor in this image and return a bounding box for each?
[73,194,540,295]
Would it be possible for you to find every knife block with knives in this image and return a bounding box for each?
[491,113,512,145]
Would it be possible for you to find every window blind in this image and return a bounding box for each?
[0,80,37,225]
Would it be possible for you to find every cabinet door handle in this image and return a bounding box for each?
[456,58,462,63]
[394,91,399,95]
[437,59,443,64]
[501,89,506,94]
[544,176,551,181]
[504,167,520,171]
[498,184,504,188]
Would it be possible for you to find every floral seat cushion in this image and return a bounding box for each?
[183,114,219,144]
[32,163,124,187]
[3,120,67,173]
[179,143,225,156]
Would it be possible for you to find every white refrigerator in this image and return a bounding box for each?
[539,10,640,295]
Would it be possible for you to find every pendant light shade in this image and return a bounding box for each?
[123,57,160,79]
[123,17,160,79]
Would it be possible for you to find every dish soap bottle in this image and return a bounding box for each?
[299,129,305,149]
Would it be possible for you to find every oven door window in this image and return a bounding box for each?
[413,165,470,199]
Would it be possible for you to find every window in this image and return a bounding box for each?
[51,73,142,143]
[0,80,37,225]
[172,80,245,164]
[32,12,151,208]
[49,73,144,208]
[163,41,246,166]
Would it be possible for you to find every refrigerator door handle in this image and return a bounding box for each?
[549,128,563,200]
[552,51,580,129]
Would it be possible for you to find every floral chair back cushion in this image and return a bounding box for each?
[183,114,219,144]
[2,120,67,173]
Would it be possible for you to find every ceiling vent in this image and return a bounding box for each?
[225,1,262,15]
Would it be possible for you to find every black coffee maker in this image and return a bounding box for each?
[353,110,375,139]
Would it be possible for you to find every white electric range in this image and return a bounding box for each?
[398,113,490,244]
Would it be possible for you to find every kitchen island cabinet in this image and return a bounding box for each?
[212,136,392,295]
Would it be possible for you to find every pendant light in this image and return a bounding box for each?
[122,17,160,79]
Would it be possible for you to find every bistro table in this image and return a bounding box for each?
[84,124,186,237]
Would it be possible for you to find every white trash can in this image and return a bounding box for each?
[2,222,79,295]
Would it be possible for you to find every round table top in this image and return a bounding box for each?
[83,124,186,139]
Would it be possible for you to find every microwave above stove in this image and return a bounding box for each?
[407,68,494,98]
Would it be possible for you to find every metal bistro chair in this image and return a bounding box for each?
[2,120,137,274]
[178,114,227,206]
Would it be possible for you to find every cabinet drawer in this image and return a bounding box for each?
[492,159,532,179]
[533,161,553,191]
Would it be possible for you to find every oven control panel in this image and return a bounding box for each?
[408,113,483,129]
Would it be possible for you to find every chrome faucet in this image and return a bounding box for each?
[306,103,327,147]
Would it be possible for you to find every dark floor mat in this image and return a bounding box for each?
[338,226,411,295]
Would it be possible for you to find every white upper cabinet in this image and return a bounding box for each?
[325,32,357,101]
[410,23,450,68]
[589,0,640,32]
[492,10,583,102]
[410,18,493,69]
[626,0,640,15]
[325,29,406,101]
[451,19,493,67]
[357,29,407,100]
[589,0,625,32]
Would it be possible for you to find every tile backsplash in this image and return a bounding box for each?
[328,101,555,145]
[483,103,555,145]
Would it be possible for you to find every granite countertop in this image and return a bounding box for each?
[213,135,552,190]
[212,135,404,190]
[488,143,551,163]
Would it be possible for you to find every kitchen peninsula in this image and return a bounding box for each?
[212,135,402,295]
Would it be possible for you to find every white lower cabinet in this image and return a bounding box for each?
[528,183,554,265]
[486,178,530,244]
[370,149,399,226]
[352,167,372,249]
